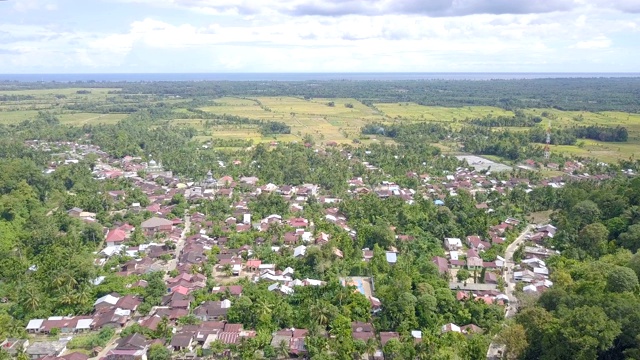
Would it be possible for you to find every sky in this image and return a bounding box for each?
[0,0,639,73]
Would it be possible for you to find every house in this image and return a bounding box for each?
[351,322,375,341]
[67,207,83,217]
[466,249,483,270]
[193,300,232,321]
[484,271,498,284]
[116,333,148,351]
[537,224,557,238]
[140,217,173,233]
[288,217,309,228]
[170,333,194,352]
[270,328,308,357]
[26,340,69,360]
[1,339,29,357]
[94,294,120,310]
[116,295,142,312]
[293,245,307,258]
[362,249,374,261]
[26,319,44,334]
[385,252,397,264]
[461,324,484,335]
[432,256,449,275]
[466,235,491,251]
[441,323,461,334]
[211,285,243,297]
[444,238,463,251]
[91,308,130,329]
[379,332,400,346]
[40,352,89,360]
[140,315,162,332]
[105,229,127,247]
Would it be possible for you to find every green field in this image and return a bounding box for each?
[198,96,379,144]
[374,103,513,122]
[1,89,639,163]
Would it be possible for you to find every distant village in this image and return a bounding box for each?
[6,139,621,360]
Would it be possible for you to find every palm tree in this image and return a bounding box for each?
[256,298,272,319]
[155,316,172,339]
[277,340,289,359]
[74,283,92,308]
[222,264,233,277]
[309,301,332,327]
[364,338,378,360]
[20,286,41,313]
[59,290,75,306]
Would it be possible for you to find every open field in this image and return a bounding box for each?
[57,113,128,125]
[0,88,639,163]
[199,96,379,143]
[374,103,513,122]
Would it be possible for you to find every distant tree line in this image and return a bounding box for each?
[2,78,640,112]
[259,121,291,135]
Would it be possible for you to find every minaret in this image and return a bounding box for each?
[544,120,551,160]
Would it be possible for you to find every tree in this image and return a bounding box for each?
[155,316,172,340]
[629,251,640,279]
[222,263,233,277]
[147,344,171,360]
[457,268,471,282]
[277,339,289,359]
[309,300,335,327]
[576,222,609,258]
[496,323,528,360]
[364,337,378,360]
[572,200,601,227]
[619,224,640,252]
[546,306,621,360]
[383,338,402,360]
[607,266,639,293]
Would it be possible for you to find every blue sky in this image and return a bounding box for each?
[0,0,639,73]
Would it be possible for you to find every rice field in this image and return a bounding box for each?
[0,88,638,163]
[374,103,513,122]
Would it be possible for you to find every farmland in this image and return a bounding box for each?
[0,85,639,163]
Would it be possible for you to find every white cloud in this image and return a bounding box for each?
[13,0,57,12]
[570,35,612,49]
[0,0,638,72]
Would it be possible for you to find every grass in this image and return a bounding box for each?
[57,113,128,125]
[0,110,43,124]
[374,103,513,122]
[0,89,638,163]
[198,96,378,143]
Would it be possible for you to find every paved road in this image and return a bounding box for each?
[503,224,533,318]
[487,224,534,360]
[91,213,191,358]
[167,214,190,272]
[448,282,497,291]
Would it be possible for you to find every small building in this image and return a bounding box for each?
[385,252,397,265]
[444,238,463,251]
[140,217,173,233]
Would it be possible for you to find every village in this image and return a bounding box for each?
[4,139,591,360]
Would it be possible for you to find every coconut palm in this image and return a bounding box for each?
[277,340,290,359]
[74,283,93,307]
[20,286,41,313]
[222,264,233,277]
[364,337,378,360]
[256,298,272,318]
[309,300,332,327]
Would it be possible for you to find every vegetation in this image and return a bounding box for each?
[1,78,640,359]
